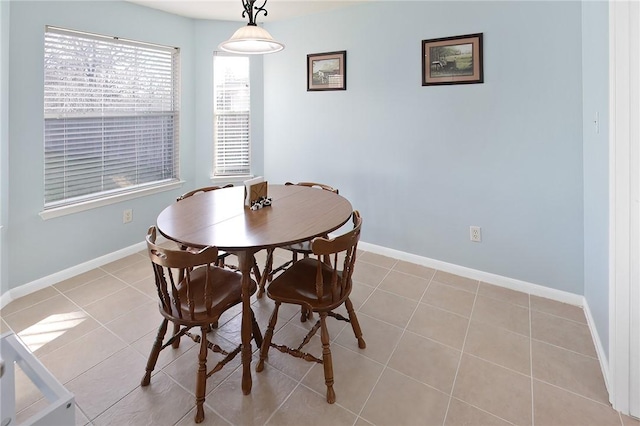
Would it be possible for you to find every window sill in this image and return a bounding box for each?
[39,180,185,220]
[210,175,254,185]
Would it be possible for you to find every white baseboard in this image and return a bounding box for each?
[358,241,585,306]
[0,241,147,310]
[583,297,611,396]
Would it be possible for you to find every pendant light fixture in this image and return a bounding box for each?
[219,0,284,55]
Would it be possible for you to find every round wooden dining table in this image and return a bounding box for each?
[156,184,353,395]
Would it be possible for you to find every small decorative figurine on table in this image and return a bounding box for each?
[250,196,272,210]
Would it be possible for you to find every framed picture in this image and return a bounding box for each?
[307,50,346,91]
[422,33,483,86]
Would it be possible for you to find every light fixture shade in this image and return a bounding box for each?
[219,25,284,54]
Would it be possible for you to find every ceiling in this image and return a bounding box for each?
[126,0,365,22]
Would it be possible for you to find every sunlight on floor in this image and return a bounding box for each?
[18,311,87,352]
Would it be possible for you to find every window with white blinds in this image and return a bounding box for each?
[44,26,180,209]
[213,55,250,177]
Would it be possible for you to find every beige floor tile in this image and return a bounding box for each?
[472,295,530,336]
[206,363,298,425]
[445,398,513,426]
[433,271,479,293]
[361,368,449,426]
[5,294,101,356]
[39,326,126,384]
[1,286,59,316]
[388,332,460,393]
[128,275,158,299]
[335,312,403,364]
[478,282,529,307]
[64,275,128,307]
[393,260,436,280]
[531,340,608,404]
[131,328,197,370]
[533,380,622,426]
[162,337,242,398]
[1,318,11,333]
[212,309,275,347]
[531,310,597,357]
[453,354,532,425]
[93,371,193,426]
[266,384,357,426]
[622,414,640,425]
[100,253,147,274]
[83,286,153,324]
[358,251,397,269]
[251,296,299,329]
[352,262,390,287]
[359,289,418,328]
[302,344,384,414]
[355,417,375,426]
[104,301,161,344]
[53,268,108,293]
[530,295,586,324]
[348,282,375,311]
[407,303,469,349]
[65,346,148,420]
[422,282,476,318]
[111,259,154,284]
[16,401,88,426]
[464,320,531,375]
[177,406,231,426]
[14,363,47,413]
[260,322,317,380]
[377,270,431,300]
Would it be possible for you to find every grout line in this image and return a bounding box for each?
[532,378,620,410]
[441,281,479,426]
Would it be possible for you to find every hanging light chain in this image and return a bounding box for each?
[241,0,269,26]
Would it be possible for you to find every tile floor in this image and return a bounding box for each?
[2,249,639,426]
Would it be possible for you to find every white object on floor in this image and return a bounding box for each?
[0,332,75,426]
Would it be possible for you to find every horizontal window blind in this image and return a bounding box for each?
[213,55,250,176]
[44,26,180,208]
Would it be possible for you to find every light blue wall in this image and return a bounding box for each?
[264,1,586,294]
[6,1,195,289]
[1,0,9,294]
[582,1,609,359]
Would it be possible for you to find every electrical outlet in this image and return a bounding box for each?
[470,226,481,242]
[123,209,133,224]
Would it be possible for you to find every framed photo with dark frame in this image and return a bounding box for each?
[422,33,483,86]
[307,50,347,91]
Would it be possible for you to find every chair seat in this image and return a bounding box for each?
[162,266,257,323]
[266,258,349,311]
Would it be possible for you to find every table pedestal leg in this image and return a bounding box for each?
[237,251,253,395]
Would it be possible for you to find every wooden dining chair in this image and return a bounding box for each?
[141,226,263,423]
[177,184,262,283]
[256,211,365,404]
[259,182,339,322]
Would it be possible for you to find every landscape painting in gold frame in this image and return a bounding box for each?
[422,33,483,86]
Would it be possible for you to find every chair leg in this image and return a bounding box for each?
[344,297,366,349]
[171,322,181,349]
[251,308,263,349]
[194,325,209,423]
[256,301,280,372]
[251,255,262,284]
[258,249,274,298]
[300,306,310,323]
[141,318,168,386]
[319,313,336,403]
